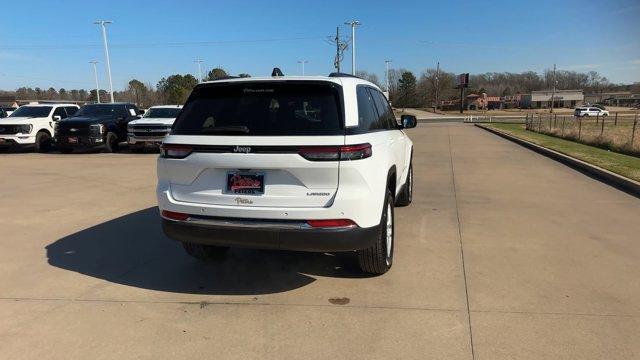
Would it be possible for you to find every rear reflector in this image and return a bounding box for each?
[161,210,190,221]
[160,144,193,159]
[307,219,357,228]
[298,143,371,161]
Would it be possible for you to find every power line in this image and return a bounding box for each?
[0,36,328,50]
[0,73,94,86]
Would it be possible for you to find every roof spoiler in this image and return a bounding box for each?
[328,72,361,79]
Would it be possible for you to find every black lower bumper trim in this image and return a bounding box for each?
[162,219,379,252]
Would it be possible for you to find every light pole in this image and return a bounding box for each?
[385,60,392,92]
[550,63,557,113]
[89,60,100,103]
[344,20,361,75]
[297,60,308,76]
[435,61,440,111]
[194,59,204,82]
[94,20,114,103]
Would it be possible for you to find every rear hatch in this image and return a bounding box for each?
[163,80,345,208]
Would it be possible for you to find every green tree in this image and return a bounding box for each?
[397,71,418,107]
[205,67,228,81]
[128,79,148,106]
[157,74,198,104]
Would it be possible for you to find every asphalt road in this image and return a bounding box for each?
[0,123,638,359]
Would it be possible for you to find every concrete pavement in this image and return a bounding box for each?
[0,123,638,359]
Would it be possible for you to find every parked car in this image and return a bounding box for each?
[0,104,79,152]
[157,72,416,274]
[574,107,609,117]
[54,103,142,153]
[127,105,183,152]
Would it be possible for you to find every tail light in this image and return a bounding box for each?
[307,219,357,228]
[298,143,371,161]
[160,144,193,159]
[161,210,190,221]
[339,143,372,160]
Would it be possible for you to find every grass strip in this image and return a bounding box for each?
[486,123,640,182]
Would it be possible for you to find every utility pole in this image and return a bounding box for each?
[344,20,361,75]
[550,63,557,114]
[435,62,440,111]
[297,60,308,76]
[385,60,392,92]
[89,61,100,103]
[194,59,204,82]
[94,20,114,103]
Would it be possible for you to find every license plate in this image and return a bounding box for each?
[227,172,264,195]
[68,137,78,144]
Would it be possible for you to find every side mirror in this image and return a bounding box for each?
[400,114,417,129]
[137,109,145,115]
[52,115,62,121]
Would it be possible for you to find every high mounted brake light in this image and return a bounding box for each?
[298,143,372,161]
[160,144,193,159]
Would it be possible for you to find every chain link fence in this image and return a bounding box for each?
[524,112,640,156]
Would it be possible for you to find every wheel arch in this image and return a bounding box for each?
[37,128,52,137]
[386,165,397,199]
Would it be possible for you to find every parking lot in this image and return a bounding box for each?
[1,122,639,359]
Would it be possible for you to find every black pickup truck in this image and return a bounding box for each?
[55,103,142,153]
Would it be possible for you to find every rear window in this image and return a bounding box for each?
[172,82,343,136]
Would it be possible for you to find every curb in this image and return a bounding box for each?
[475,124,640,198]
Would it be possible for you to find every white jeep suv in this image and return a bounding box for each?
[0,104,79,152]
[127,105,182,151]
[157,73,416,274]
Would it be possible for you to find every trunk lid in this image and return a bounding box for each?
[162,80,345,208]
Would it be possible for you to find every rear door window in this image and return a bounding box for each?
[370,89,397,130]
[356,86,381,131]
[53,107,68,119]
[172,82,343,136]
[65,107,78,117]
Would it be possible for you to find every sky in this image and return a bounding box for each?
[1,0,639,91]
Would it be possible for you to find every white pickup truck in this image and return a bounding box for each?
[127,105,182,152]
[0,104,79,152]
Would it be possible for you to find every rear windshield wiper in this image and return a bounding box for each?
[200,126,250,134]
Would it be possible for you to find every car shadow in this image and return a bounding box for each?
[46,207,370,295]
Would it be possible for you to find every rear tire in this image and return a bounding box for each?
[182,242,229,262]
[34,131,52,153]
[357,189,394,274]
[105,132,119,153]
[395,163,413,207]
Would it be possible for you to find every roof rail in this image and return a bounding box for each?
[328,72,361,79]
[212,76,240,81]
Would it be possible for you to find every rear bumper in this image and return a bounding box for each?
[162,217,379,252]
